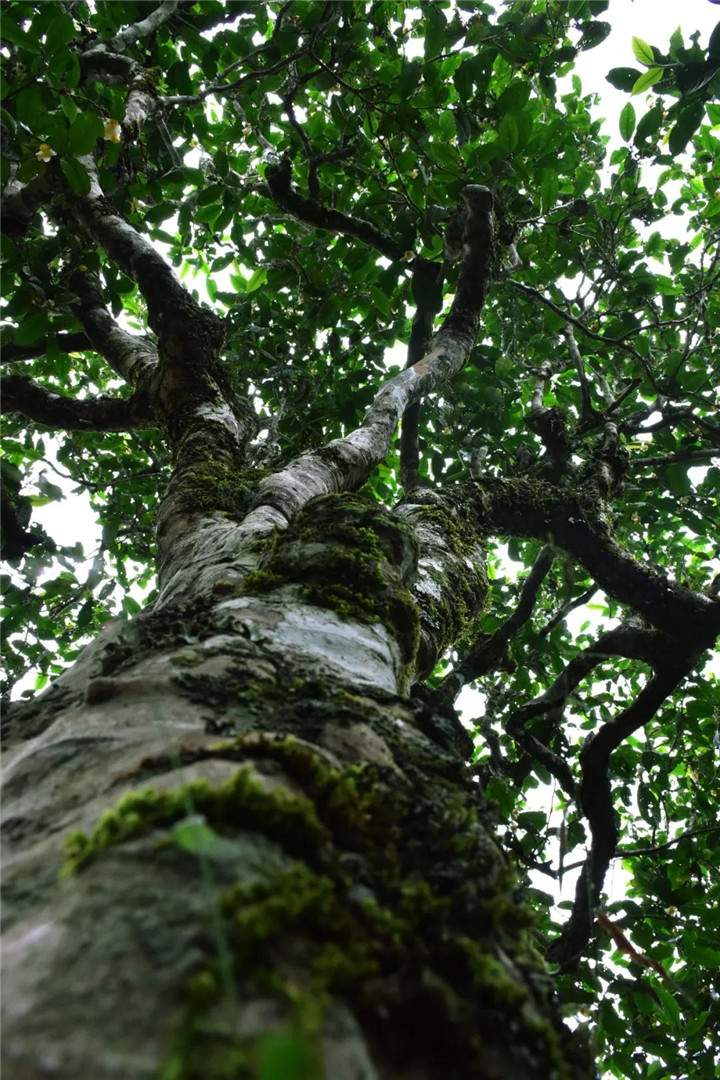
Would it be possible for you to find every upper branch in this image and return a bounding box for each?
[239,186,496,537]
[1,332,93,365]
[69,159,224,365]
[1,374,154,432]
[549,661,689,968]
[70,272,158,385]
[400,260,445,491]
[264,156,405,261]
[437,545,555,702]
[108,1,179,52]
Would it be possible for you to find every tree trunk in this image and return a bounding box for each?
[2,491,591,1080]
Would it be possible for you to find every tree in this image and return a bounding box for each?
[2,1,719,1077]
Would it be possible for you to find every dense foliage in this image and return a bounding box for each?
[2,3,719,1077]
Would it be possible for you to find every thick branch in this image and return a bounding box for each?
[108,1,179,52]
[549,663,689,968]
[400,260,445,491]
[240,186,496,538]
[469,477,720,645]
[1,375,154,431]
[70,272,158,384]
[68,159,224,365]
[633,448,720,468]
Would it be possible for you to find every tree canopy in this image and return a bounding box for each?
[2,3,720,1078]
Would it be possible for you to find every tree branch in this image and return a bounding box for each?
[632,448,720,468]
[400,260,445,491]
[507,279,658,388]
[264,156,405,261]
[1,374,154,431]
[468,476,720,645]
[108,1,179,52]
[538,584,598,638]
[1,332,93,365]
[68,157,224,368]
[70,271,158,385]
[436,545,554,702]
[565,326,593,422]
[240,186,496,538]
[549,662,690,968]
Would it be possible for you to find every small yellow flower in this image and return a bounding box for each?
[36,143,56,163]
[402,250,415,261]
[103,118,122,143]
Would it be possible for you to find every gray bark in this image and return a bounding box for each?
[2,491,591,1080]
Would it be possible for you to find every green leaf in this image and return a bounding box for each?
[14,312,50,345]
[15,86,46,132]
[578,21,612,50]
[632,37,655,67]
[540,168,558,213]
[651,980,681,1030]
[0,17,42,54]
[619,102,636,142]
[498,113,518,151]
[709,20,720,60]
[607,67,642,92]
[668,102,705,155]
[666,464,692,497]
[632,67,663,94]
[453,59,475,101]
[635,103,664,144]
[45,13,76,55]
[245,267,267,294]
[424,4,446,59]
[60,157,91,195]
[68,114,103,156]
[496,79,531,114]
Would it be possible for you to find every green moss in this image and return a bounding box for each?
[64,717,581,1078]
[174,458,267,522]
[240,493,421,674]
[62,764,329,876]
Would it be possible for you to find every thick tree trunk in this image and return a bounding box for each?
[2,494,591,1080]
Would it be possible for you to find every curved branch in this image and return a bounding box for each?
[538,584,597,638]
[549,662,689,968]
[68,158,224,365]
[470,476,720,644]
[437,545,555,702]
[1,375,154,431]
[264,156,405,261]
[400,260,445,491]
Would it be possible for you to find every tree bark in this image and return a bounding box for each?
[2,487,591,1080]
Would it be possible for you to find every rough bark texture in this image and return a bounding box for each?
[2,490,591,1080]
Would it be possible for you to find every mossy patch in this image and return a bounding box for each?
[241,493,421,674]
